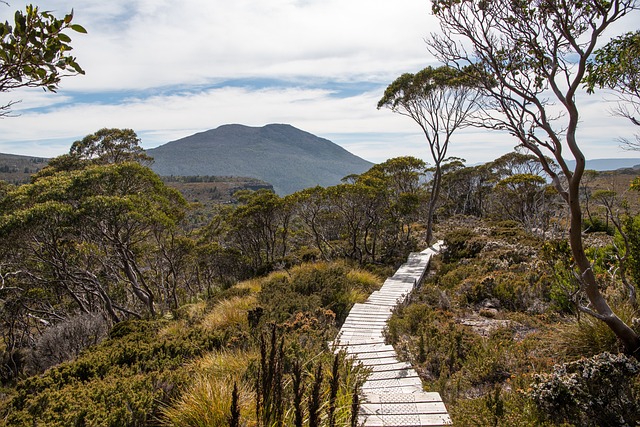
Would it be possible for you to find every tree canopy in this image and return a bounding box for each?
[0,4,86,116]
[585,30,640,149]
[378,65,481,244]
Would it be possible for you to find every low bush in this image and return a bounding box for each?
[29,312,109,373]
[258,262,381,327]
[442,228,486,263]
[552,303,638,359]
[528,352,640,426]
[1,315,240,426]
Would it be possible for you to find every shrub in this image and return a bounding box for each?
[29,312,109,373]
[451,385,546,427]
[258,262,381,326]
[528,352,640,426]
[1,316,234,426]
[442,228,486,263]
[582,216,614,235]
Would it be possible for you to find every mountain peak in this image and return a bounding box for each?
[147,124,373,195]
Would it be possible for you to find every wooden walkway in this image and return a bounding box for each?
[334,243,452,427]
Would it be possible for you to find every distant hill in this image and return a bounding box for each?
[0,153,48,184]
[146,124,374,195]
[566,158,640,171]
[162,176,273,206]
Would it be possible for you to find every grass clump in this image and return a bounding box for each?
[161,350,255,427]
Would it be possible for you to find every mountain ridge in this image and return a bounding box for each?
[146,123,374,195]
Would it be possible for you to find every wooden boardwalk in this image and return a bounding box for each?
[334,242,452,427]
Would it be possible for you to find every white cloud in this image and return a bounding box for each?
[0,1,638,165]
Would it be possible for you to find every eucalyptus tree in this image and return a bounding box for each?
[68,128,153,166]
[492,174,555,231]
[41,128,153,175]
[323,182,382,264]
[378,66,482,244]
[428,0,640,353]
[0,4,85,116]
[357,156,427,258]
[292,186,338,261]
[0,162,188,323]
[222,189,293,273]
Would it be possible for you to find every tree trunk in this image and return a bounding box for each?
[425,164,442,245]
[567,172,640,356]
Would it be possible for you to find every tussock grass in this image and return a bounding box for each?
[346,268,382,294]
[201,295,257,331]
[235,277,263,293]
[175,300,208,323]
[552,303,638,359]
[158,320,188,339]
[161,350,256,426]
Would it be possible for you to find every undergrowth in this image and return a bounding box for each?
[0,261,378,426]
[386,219,640,426]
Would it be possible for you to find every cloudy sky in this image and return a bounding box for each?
[0,0,638,164]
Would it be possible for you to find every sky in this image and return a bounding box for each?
[0,0,638,165]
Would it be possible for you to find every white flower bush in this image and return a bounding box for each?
[528,352,640,426]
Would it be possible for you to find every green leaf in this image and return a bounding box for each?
[70,24,87,34]
[58,33,71,43]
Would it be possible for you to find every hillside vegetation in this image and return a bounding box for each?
[0,129,639,426]
[0,154,48,184]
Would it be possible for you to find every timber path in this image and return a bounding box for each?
[334,242,452,427]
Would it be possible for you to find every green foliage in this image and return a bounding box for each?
[623,214,640,286]
[0,159,190,331]
[386,304,480,381]
[258,262,380,326]
[528,352,640,427]
[377,65,480,110]
[68,128,153,167]
[554,303,639,359]
[161,351,254,427]
[251,324,365,427]
[451,386,547,427]
[582,216,614,235]
[0,4,85,115]
[540,240,578,314]
[0,316,238,426]
[584,30,640,96]
[442,227,486,263]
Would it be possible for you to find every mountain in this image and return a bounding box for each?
[146,124,374,195]
[566,158,640,171]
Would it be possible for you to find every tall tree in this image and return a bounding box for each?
[357,156,427,258]
[429,0,640,354]
[0,4,85,116]
[378,66,481,244]
[41,128,153,175]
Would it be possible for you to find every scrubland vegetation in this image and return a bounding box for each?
[0,128,638,426]
[1,1,640,425]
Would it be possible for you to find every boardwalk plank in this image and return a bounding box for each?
[333,243,451,426]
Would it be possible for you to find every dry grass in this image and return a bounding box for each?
[161,350,257,426]
[347,268,382,294]
[552,303,638,359]
[176,301,208,322]
[201,295,257,331]
[235,277,263,294]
